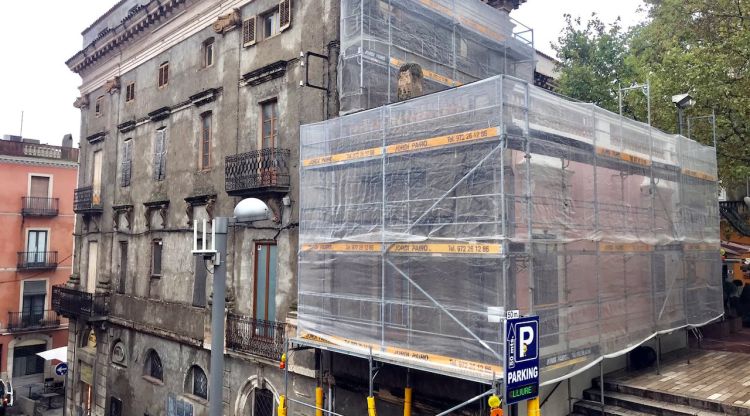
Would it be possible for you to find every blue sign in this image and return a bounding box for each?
[55,363,68,376]
[505,315,539,405]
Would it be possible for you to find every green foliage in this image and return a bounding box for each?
[553,1,750,186]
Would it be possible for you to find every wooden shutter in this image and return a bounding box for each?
[154,129,166,181]
[30,176,50,197]
[121,140,132,187]
[242,16,256,47]
[279,0,291,32]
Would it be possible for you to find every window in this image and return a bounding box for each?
[254,243,278,326]
[26,230,48,265]
[242,16,257,46]
[185,366,208,400]
[199,112,212,170]
[154,128,167,181]
[121,139,132,187]
[251,388,274,416]
[260,100,278,148]
[95,96,104,117]
[29,175,50,198]
[125,82,135,102]
[117,241,128,294]
[109,397,123,416]
[12,344,45,377]
[151,239,162,277]
[87,241,99,293]
[260,8,280,39]
[203,38,214,68]
[22,280,46,325]
[158,62,169,88]
[144,350,163,381]
[92,149,103,204]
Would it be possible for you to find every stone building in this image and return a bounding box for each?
[55,1,530,416]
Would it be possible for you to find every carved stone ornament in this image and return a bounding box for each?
[113,205,134,231]
[212,8,241,34]
[105,76,121,94]
[144,201,170,230]
[73,95,89,109]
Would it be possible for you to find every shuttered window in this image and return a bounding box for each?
[242,16,256,47]
[151,239,162,277]
[279,0,291,31]
[153,129,167,181]
[199,112,212,170]
[121,139,132,187]
[158,62,169,88]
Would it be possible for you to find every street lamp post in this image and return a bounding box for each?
[671,93,695,136]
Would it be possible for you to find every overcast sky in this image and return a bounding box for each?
[0,1,645,147]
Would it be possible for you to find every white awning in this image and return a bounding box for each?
[36,346,67,363]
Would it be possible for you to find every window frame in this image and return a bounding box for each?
[117,241,128,294]
[153,128,167,181]
[121,138,133,187]
[185,365,208,400]
[144,350,163,382]
[202,38,214,68]
[125,82,135,102]
[199,111,212,170]
[151,239,163,278]
[259,99,278,149]
[259,7,280,40]
[95,96,104,117]
[158,62,169,88]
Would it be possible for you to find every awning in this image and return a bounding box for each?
[36,346,67,363]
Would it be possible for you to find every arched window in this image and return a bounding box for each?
[185,365,208,399]
[144,350,163,381]
[251,388,273,416]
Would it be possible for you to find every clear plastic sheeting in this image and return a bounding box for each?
[339,0,535,114]
[297,75,722,383]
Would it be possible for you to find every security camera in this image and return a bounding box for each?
[671,93,695,109]
[233,198,271,222]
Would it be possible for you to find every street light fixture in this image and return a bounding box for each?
[194,198,271,416]
[672,93,695,136]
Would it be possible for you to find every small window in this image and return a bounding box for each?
[109,397,123,416]
[125,82,135,102]
[203,38,214,68]
[185,366,208,400]
[95,96,104,117]
[260,100,278,148]
[117,241,128,294]
[151,239,162,277]
[121,139,133,187]
[260,8,280,39]
[158,62,169,88]
[144,350,163,381]
[199,112,212,170]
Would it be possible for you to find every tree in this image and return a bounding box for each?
[553,1,750,186]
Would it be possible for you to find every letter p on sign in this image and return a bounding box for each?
[519,326,534,358]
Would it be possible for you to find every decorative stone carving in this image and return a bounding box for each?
[105,76,121,94]
[205,196,216,221]
[113,205,134,231]
[212,8,241,34]
[73,95,89,109]
[397,63,424,102]
[144,201,170,230]
[184,194,217,225]
[185,201,193,226]
[265,197,282,223]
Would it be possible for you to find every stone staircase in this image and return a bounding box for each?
[571,376,750,416]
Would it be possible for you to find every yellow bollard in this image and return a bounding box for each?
[527,397,540,416]
[316,387,324,416]
[278,395,287,416]
[403,387,412,416]
[367,396,377,416]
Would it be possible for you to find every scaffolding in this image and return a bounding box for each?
[339,0,535,114]
[297,74,722,384]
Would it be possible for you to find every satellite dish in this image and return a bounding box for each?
[233,198,271,222]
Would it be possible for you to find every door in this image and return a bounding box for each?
[12,344,46,377]
[22,280,46,325]
[92,150,103,205]
[27,230,48,265]
[87,242,99,293]
[253,243,277,336]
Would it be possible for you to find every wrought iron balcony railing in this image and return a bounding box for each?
[719,200,750,236]
[226,314,285,361]
[22,196,59,216]
[225,148,291,196]
[52,285,109,319]
[17,251,58,270]
[74,186,103,214]
[6,310,60,332]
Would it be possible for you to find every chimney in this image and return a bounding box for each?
[397,63,424,102]
[62,134,73,148]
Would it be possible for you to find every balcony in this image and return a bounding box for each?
[720,200,750,236]
[52,285,109,319]
[225,148,291,197]
[22,197,59,217]
[226,314,285,361]
[0,139,79,162]
[74,186,102,214]
[17,251,58,271]
[6,310,60,332]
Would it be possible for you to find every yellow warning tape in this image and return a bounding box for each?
[302,127,500,167]
[388,242,502,255]
[299,331,503,377]
[595,147,651,167]
[681,168,716,182]
[301,243,382,252]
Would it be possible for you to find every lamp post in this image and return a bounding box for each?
[671,93,695,136]
[194,198,271,416]
[618,80,652,126]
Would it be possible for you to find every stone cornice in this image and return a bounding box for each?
[0,155,79,168]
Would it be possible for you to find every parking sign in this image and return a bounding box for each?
[504,315,539,405]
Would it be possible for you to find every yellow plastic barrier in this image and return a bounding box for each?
[367,396,377,416]
[403,387,412,416]
[316,387,324,416]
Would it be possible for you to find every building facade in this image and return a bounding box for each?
[0,135,77,391]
